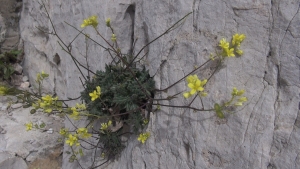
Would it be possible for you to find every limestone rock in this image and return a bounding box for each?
[22,75,28,82]
[0,96,64,168]
[0,157,28,169]
[0,0,22,52]
[11,74,23,86]
[11,103,22,109]
[13,63,23,75]
[20,82,30,89]
[19,0,300,169]
[0,14,6,44]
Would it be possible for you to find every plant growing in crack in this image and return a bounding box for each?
[0,1,248,168]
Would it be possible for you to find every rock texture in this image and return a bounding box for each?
[20,0,300,169]
[0,95,64,169]
[0,0,23,52]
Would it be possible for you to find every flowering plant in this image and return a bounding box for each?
[0,1,249,168]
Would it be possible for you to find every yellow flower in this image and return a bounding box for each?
[66,134,79,146]
[76,103,86,110]
[59,128,68,136]
[236,49,243,55]
[187,75,207,94]
[219,38,229,49]
[183,75,207,98]
[25,122,33,131]
[238,97,248,102]
[232,33,246,46]
[224,48,235,57]
[77,128,92,139]
[89,86,101,101]
[209,53,215,60]
[235,102,243,106]
[106,18,111,27]
[36,71,49,83]
[143,119,149,125]
[137,132,150,144]
[81,15,98,28]
[183,92,191,99]
[41,71,49,78]
[44,108,52,113]
[100,120,112,131]
[111,34,116,42]
[232,87,245,96]
[70,109,80,120]
[200,92,208,97]
[101,152,106,158]
[0,86,7,95]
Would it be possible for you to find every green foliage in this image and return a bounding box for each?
[0,50,21,80]
[81,64,154,125]
[98,131,125,158]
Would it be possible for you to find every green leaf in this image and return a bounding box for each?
[79,148,84,156]
[30,109,36,114]
[214,103,225,119]
[39,123,46,128]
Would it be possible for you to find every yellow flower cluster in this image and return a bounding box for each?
[77,128,92,139]
[231,87,248,106]
[137,132,150,144]
[0,85,7,95]
[219,33,246,57]
[33,95,62,113]
[100,120,112,131]
[81,15,98,28]
[59,128,68,136]
[111,34,116,42]
[25,122,33,131]
[183,75,207,98]
[36,71,49,83]
[106,18,111,27]
[89,86,101,101]
[70,103,86,120]
[66,134,80,146]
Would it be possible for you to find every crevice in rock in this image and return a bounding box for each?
[192,0,201,32]
[125,4,135,57]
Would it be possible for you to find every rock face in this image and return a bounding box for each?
[20,0,300,169]
[0,0,23,53]
[0,95,64,169]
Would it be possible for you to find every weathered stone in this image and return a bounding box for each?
[11,74,23,86]
[11,103,22,109]
[22,75,28,82]
[1,105,8,111]
[19,0,300,169]
[27,146,63,169]
[13,63,22,75]
[0,152,14,164]
[0,157,28,169]
[0,14,6,44]
[0,0,22,52]
[0,101,64,168]
[20,82,30,89]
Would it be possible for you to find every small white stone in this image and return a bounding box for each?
[20,82,30,89]
[1,105,8,111]
[22,76,29,82]
[13,63,23,75]
[47,128,53,134]
[11,103,23,109]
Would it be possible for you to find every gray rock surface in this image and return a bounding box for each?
[0,0,22,52]
[13,63,23,75]
[0,96,64,168]
[0,157,28,169]
[19,0,300,169]
[0,14,6,44]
